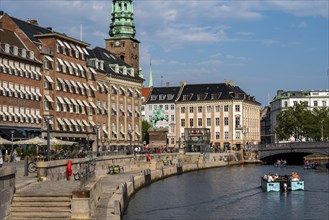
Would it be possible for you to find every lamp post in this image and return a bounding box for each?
[11,130,14,161]
[96,124,100,154]
[44,115,52,161]
[128,128,132,154]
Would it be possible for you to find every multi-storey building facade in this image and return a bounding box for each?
[145,86,181,148]
[143,82,261,151]
[270,89,329,143]
[0,10,143,152]
[0,27,43,141]
[89,47,143,151]
[260,106,271,144]
[176,82,260,151]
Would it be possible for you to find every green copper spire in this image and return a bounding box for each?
[148,61,153,87]
[109,0,136,39]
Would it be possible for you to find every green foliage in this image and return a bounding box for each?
[275,103,329,141]
[142,120,151,144]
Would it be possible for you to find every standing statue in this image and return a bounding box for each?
[150,108,168,128]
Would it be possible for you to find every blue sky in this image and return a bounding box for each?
[1,0,328,106]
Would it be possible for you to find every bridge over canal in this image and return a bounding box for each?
[252,141,329,164]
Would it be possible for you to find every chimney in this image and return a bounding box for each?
[166,82,170,87]
[27,19,39,26]
[46,27,52,31]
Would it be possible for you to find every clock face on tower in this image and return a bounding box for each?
[115,41,120,47]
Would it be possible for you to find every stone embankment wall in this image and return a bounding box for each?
[0,167,15,220]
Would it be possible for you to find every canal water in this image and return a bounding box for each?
[124,165,329,220]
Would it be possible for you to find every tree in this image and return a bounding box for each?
[275,102,329,141]
[142,120,151,144]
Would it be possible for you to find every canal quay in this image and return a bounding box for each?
[0,150,252,220]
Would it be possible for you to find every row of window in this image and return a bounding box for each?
[0,81,41,100]
[0,105,41,124]
[0,64,41,81]
[181,105,240,114]
[180,117,241,127]
[148,104,175,111]
[283,100,327,107]
[56,39,89,61]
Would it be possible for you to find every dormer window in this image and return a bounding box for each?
[4,44,9,53]
[123,66,127,75]
[115,64,119,73]
[20,49,26,58]
[29,51,34,60]
[159,94,166,100]
[151,95,157,101]
[183,95,189,101]
[13,46,18,56]
[167,94,174,100]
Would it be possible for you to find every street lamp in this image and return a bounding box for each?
[96,124,100,153]
[128,128,132,153]
[11,130,14,161]
[44,115,53,161]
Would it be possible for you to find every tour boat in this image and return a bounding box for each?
[261,178,280,192]
[261,176,304,192]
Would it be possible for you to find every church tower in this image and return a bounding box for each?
[106,0,140,75]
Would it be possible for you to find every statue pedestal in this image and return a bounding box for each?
[148,128,168,149]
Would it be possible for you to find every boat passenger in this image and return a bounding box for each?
[273,173,279,180]
[263,174,268,181]
[268,174,274,182]
[291,172,300,181]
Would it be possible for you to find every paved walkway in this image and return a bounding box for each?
[4,160,143,219]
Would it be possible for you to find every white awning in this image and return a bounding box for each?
[45,75,54,83]
[63,41,72,49]
[89,67,96,74]
[82,100,90,107]
[89,102,97,108]
[36,90,42,97]
[76,45,84,54]
[76,99,84,107]
[45,95,54,102]
[76,119,84,127]
[57,77,64,84]
[103,83,109,89]
[112,130,117,135]
[45,55,54,62]
[82,48,89,55]
[70,80,77,88]
[63,79,71,86]
[70,98,78,105]
[128,88,134,94]
[57,118,65,125]
[70,43,78,51]
[120,87,126,92]
[97,82,104,91]
[70,119,77,126]
[135,89,141,95]
[82,83,89,90]
[103,130,108,135]
[83,66,89,72]
[64,97,72,104]
[63,118,71,126]
[82,120,89,127]
[76,81,84,89]
[56,39,65,47]
[57,58,65,66]
[112,85,118,90]
[70,62,78,69]
[89,84,97,91]
[89,121,96,127]
[76,63,84,71]
[63,60,72,68]
[57,96,65,104]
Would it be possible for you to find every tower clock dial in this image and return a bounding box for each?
[115,41,120,47]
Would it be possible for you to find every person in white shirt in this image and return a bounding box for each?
[268,175,274,182]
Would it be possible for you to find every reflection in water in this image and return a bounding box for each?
[124,165,329,220]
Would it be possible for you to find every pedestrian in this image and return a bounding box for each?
[0,150,3,168]
[5,149,9,162]
[13,149,17,163]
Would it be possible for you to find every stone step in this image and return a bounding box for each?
[10,211,70,219]
[11,207,70,212]
[11,201,71,207]
[13,195,71,202]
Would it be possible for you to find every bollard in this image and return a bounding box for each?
[130,176,135,191]
[24,156,28,176]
